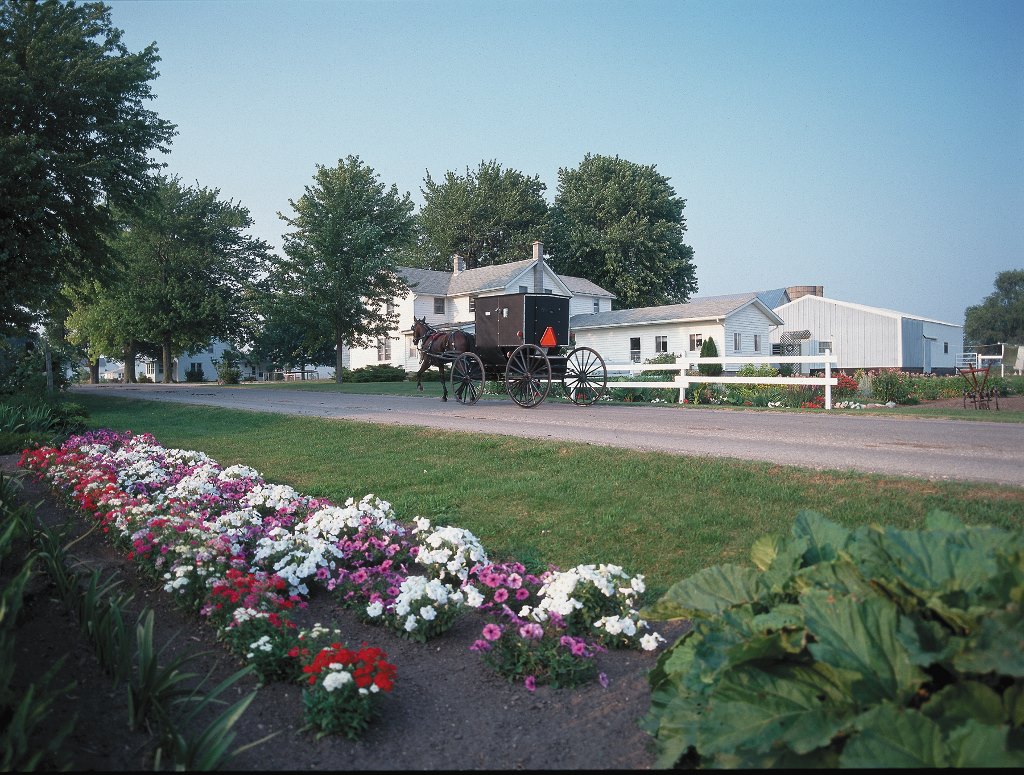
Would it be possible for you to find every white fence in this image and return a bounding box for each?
[604,352,839,409]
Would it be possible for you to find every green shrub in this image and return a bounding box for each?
[183,364,206,383]
[870,369,913,403]
[642,510,1024,768]
[348,364,407,383]
[698,337,723,377]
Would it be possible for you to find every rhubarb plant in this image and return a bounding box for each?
[641,510,1024,768]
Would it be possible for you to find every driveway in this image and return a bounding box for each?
[72,384,1024,488]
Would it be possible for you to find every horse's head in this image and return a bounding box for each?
[411,317,428,346]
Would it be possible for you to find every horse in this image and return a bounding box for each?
[410,317,476,401]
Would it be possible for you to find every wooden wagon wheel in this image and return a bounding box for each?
[451,352,485,406]
[562,347,607,405]
[505,344,551,408]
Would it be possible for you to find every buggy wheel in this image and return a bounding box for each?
[451,352,485,405]
[563,347,607,405]
[505,344,551,408]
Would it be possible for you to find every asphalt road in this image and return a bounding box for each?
[73,384,1024,488]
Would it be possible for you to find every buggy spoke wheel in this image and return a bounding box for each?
[562,347,607,405]
[451,352,485,405]
[505,344,551,408]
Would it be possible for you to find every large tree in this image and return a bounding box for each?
[964,269,1024,346]
[112,176,271,382]
[276,156,415,384]
[250,295,336,378]
[548,153,697,309]
[0,0,176,330]
[413,160,549,270]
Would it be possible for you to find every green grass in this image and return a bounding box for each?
[69,393,1024,600]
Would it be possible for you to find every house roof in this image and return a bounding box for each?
[397,260,613,299]
[775,294,962,328]
[757,288,791,309]
[570,292,786,330]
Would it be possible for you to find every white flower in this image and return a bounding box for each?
[404,615,418,632]
[420,605,437,621]
[640,632,666,651]
[366,600,384,618]
[322,670,353,692]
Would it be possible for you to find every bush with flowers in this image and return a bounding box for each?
[300,642,397,740]
[17,424,668,746]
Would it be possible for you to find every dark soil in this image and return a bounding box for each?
[2,455,685,771]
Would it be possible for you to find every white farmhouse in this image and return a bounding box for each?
[770,293,964,374]
[345,242,616,371]
[569,292,786,366]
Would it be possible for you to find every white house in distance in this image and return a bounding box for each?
[770,290,964,375]
[345,241,616,371]
[569,292,786,365]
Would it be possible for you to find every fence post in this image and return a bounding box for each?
[825,350,832,410]
[675,373,689,403]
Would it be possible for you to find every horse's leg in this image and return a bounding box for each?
[415,357,428,391]
[439,362,448,402]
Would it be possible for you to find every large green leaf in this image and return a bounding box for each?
[750,533,784,572]
[952,606,1024,676]
[701,662,859,756]
[1003,683,1024,727]
[946,720,1023,767]
[921,681,1006,730]
[791,510,850,565]
[645,564,763,620]
[896,613,966,666]
[801,589,926,704]
[842,703,948,767]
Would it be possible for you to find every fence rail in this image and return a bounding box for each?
[604,352,838,409]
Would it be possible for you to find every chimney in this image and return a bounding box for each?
[787,285,824,301]
[453,254,465,274]
[532,241,544,293]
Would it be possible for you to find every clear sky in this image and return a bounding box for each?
[104,0,1023,326]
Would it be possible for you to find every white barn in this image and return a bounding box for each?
[569,292,786,366]
[771,295,963,374]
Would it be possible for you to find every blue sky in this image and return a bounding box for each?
[105,0,1023,327]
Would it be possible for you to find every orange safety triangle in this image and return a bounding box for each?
[539,326,558,347]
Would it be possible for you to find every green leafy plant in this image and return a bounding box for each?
[127,609,204,731]
[641,510,1024,768]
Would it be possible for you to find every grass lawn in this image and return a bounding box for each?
[70,392,1024,600]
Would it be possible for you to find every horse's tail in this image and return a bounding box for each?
[465,332,476,353]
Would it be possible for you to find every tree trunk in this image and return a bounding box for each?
[90,357,100,384]
[162,336,173,383]
[335,332,344,384]
[124,342,137,383]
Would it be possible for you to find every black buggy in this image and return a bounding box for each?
[448,292,608,408]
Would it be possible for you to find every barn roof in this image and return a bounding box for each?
[775,294,962,328]
[570,292,785,329]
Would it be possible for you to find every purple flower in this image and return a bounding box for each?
[493,588,509,603]
[482,623,503,641]
[518,623,544,640]
[469,639,492,652]
[598,672,609,688]
[515,587,530,601]
[524,675,536,692]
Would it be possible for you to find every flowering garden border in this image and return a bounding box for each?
[19,430,662,737]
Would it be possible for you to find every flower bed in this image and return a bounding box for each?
[19,429,661,734]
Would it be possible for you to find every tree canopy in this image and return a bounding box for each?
[548,154,697,309]
[0,0,176,331]
[413,160,549,270]
[276,155,415,383]
[100,175,271,382]
[964,269,1024,345]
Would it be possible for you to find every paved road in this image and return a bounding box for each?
[73,384,1024,488]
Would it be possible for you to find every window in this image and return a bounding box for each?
[818,341,832,354]
[433,297,445,315]
[469,296,476,313]
[593,299,600,313]
[754,334,761,352]
[630,337,641,363]
[544,288,552,294]
[944,342,949,354]
[771,343,783,356]
[689,333,703,351]
[377,337,391,361]
[409,336,417,358]
[734,332,742,351]
[655,335,668,354]
[518,285,528,294]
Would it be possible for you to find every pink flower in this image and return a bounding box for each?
[493,588,509,603]
[518,623,543,640]
[524,675,536,692]
[482,623,503,641]
[515,587,530,601]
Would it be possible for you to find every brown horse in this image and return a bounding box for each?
[410,317,476,401]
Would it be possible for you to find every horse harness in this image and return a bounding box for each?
[420,330,460,355]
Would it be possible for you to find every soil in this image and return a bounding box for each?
[2,454,686,772]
